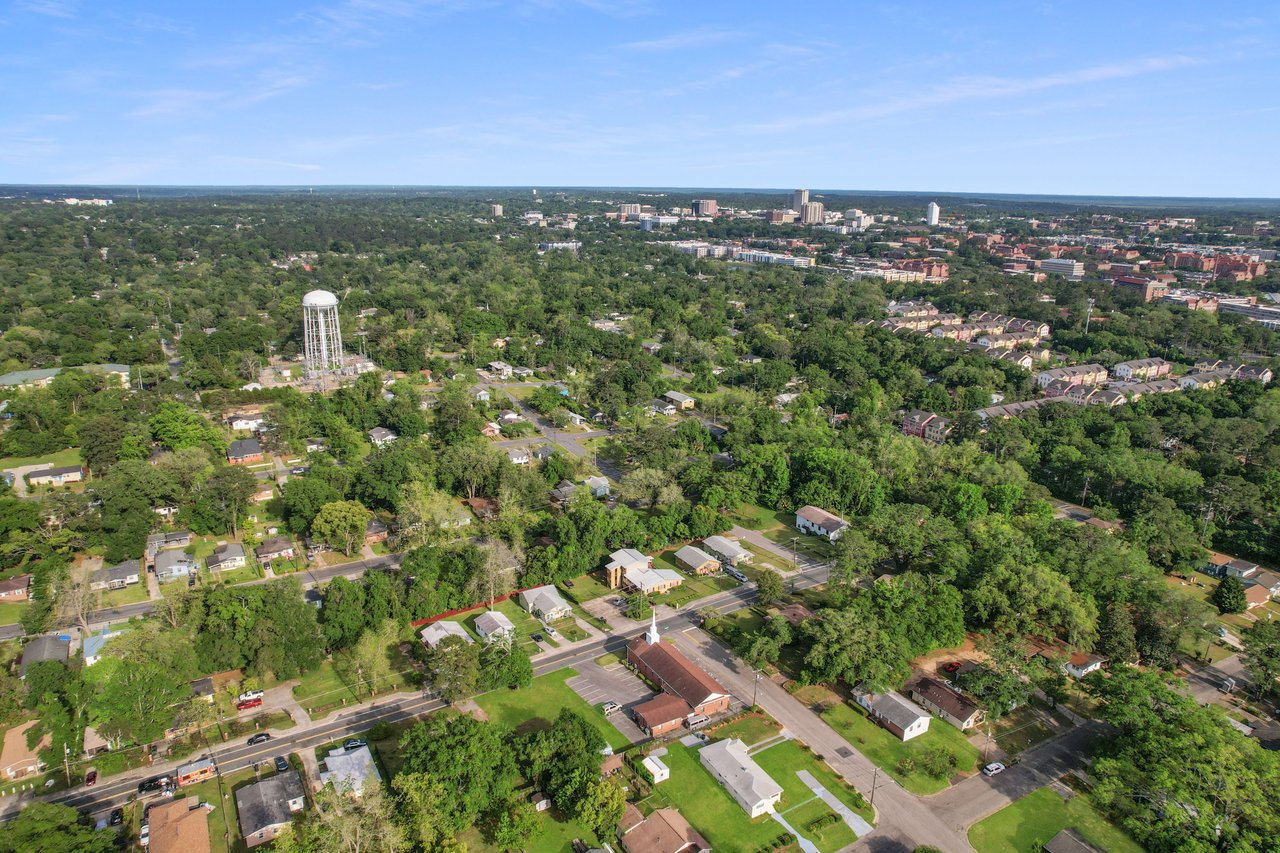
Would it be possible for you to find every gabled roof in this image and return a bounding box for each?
[868,691,930,731]
[148,797,211,853]
[674,545,717,569]
[796,505,848,531]
[475,610,515,637]
[419,620,473,648]
[235,771,305,837]
[21,635,70,675]
[628,635,728,709]
[155,549,195,572]
[703,535,748,559]
[632,694,693,729]
[699,738,783,807]
[912,677,980,721]
[228,438,261,457]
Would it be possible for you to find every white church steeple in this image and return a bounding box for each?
[646,610,660,645]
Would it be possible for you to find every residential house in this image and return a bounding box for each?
[627,614,731,718]
[519,585,572,621]
[364,518,389,545]
[1035,364,1108,389]
[152,794,211,851]
[795,505,848,541]
[567,411,587,427]
[616,805,709,853]
[923,415,953,444]
[584,476,610,498]
[857,690,931,741]
[368,427,397,448]
[646,399,677,417]
[251,483,275,503]
[1043,378,1078,398]
[305,438,328,454]
[419,620,474,648]
[773,392,799,409]
[507,447,531,466]
[606,548,651,588]
[24,465,85,487]
[319,744,382,796]
[911,678,983,730]
[81,725,110,758]
[90,559,141,591]
[1244,582,1273,609]
[475,610,516,642]
[673,545,720,576]
[481,421,502,438]
[486,361,513,379]
[663,391,696,410]
[20,635,70,676]
[1111,358,1171,382]
[463,497,499,522]
[227,438,263,465]
[605,548,682,594]
[254,536,295,564]
[227,412,266,432]
[1089,389,1127,407]
[235,771,307,848]
[1180,370,1232,390]
[471,387,492,403]
[1,721,50,779]
[206,543,247,572]
[901,410,937,438]
[82,628,121,666]
[702,535,751,566]
[1064,652,1107,679]
[549,479,577,509]
[154,549,197,583]
[498,409,524,424]
[699,738,784,818]
[0,573,32,602]
[1249,569,1280,598]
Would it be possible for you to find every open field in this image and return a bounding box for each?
[100,584,151,607]
[0,447,82,470]
[474,668,629,751]
[0,601,27,626]
[968,785,1143,853]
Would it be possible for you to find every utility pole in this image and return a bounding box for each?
[869,766,880,808]
[63,743,71,785]
[752,670,762,708]
[1084,297,1096,335]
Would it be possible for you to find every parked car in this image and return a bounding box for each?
[236,697,263,711]
[982,762,1006,777]
[942,661,962,674]
[343,739,367,751]
[602,701,621,715]
[109,808,124,827]
[545,625,558,637]
[84,769,97,787]
[1220,677,1237,693]
[248,732,272,745]
[274,756,289,773]
[726,568,747,583]
[532,633,544,643]
[685,714,710,730]
[139,822,150,847]
[238,689,265,703]
[1216,625,1229,638]
[563,579,574,588]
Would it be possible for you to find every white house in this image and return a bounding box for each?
[699,738,783,818]
[583,476,610,498]
[471,387,492,403]
[154,549,198,583]
[227,412,266,431]
[419,620,474,649]
[507,447,531,466]
[702,535,751,566]
[1064,652,1107,679]
[475,610,516,642]
[90,559,141,591]
[319,744,382,796]
[368,427,397,448]
[642,754,670,784]
[519,585,571,621]
[857,691,931,741]
[795,505,849,541]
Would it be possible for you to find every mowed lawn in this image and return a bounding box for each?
[752,740,875,825]
[474,668,629,751]
[0,600,27,626]
[822,702,979,795]
[0,447,82,470]
[458,801,597,853]
[968,786,1143,853]
[708,713,782,746]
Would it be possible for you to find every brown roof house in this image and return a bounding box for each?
[617,804,710,853]
[627,614,730,719]
[795,505,848,541]
[148,796,211,853]
[911,677,983,730]
[631,694,694,738]
[0,573,32,601]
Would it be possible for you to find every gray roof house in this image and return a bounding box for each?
[699,738,783,818]
[20,635,71,677]
[518,585,571,621]
[475,610,516,641]
[90,559,141,591]
[235,770,307,848]
[154,549,197,582]
[319,744,382,796]
[206,543,247,572]
[857,690,931,741]
[702,535,751,566]
[419,620,473,648]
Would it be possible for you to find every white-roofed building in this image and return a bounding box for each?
[475,610,516,642]
[418,620,473,649]
[702,536,751,566]
[699,738,783,818]
[319,744,382,796]
[519,585,571,621]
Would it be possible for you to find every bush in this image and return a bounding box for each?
[920,747,957,779]
[805,812,841,831]
[896,757,916,775]
[368,721,394,741]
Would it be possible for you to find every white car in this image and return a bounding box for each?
[602,701,621,715]
[140,822,151,847]
[982,762,1006,777]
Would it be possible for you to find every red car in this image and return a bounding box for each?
[84,769,97,787]
[943,662,962,674]
[236,697,263,711]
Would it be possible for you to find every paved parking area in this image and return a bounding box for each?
[566,661,654,744]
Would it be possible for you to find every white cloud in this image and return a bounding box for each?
[621,28,742,51]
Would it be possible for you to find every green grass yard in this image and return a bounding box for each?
[562,572,613,602]
[822,702,979,795]
[0,600,27,626]
[474,668,628,751]
[752,740,875,825]
[968,786,1142,853]
[293,652,417,719]
[100,583,151,607]
[0,447,82,470]
[707,713,782,746]
[458,800,598,853]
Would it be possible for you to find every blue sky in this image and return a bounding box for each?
[2,0,1278,196]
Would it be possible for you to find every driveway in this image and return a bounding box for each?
[565,662,652,744]
[2,464,53,497]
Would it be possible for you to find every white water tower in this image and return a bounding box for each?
[302,289,344,377]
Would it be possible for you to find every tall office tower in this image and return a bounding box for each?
[691,199,718,217]
[800,201,825,224]
[302,290,344,377]
[926,201,941,226]
[490,203,503,217]
[792,189,809,211]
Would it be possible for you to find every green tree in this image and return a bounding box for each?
[1211,575,1247,614]
[491,801,539,851]
[0,802,116,853]
[392,773,450,852]
[149,402,223,452]
[427,634,481,703]
[311,500,372,556]
[1096,602,1138,665]
[755,567,783,604]
[398,711,517,832]
[280,477,342,535]
[192,464,258,537]
[574,779,626,841]
[1241,620,1280,698]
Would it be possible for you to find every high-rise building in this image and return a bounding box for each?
[800,201,825,224]
[619,203,642,217]
[490,203,503,217]
[691,199,718,217]
[791,189,809,211]
[302,290,344,377]
[926,201,941,226]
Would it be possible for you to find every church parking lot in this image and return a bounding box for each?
[565,662,653,744]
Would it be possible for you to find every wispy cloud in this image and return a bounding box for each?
[745,54,1204,132]
[15,0,77,18]
[621,27,741,51]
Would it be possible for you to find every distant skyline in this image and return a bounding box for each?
[3,1,1278,196]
